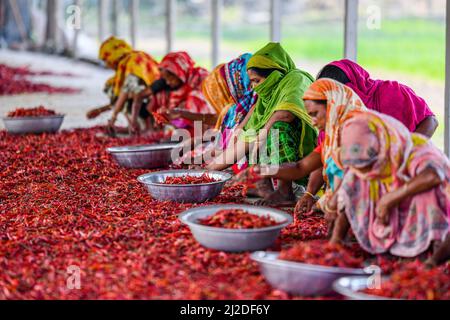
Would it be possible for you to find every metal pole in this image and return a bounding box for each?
[111,0,119,36]
[445,0,450,155]
[166,0,175,53]
[98,0,107,42]
[270,0,281,42]
[130,0,139,47]
[344,0,358,61]
[45,0,62,52]
[211,0,222,67]
[72,0,83,58]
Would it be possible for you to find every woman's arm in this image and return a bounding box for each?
[262,110,295,132]
[206,137,249,171]
[258,151,322,180]
[306,168,325,195]
[238,104,257,129]
[129,94,145,133]
[108,92,128,127]
[168,109,218,126]
[415,116,439,138]
[376,167,442,224]
[234,151,322,183]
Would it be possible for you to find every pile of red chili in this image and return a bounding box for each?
[0,64,79,96]
[198,209,281,229]
[162,173,218,185]
[0,127,292,299]
[362,261,450,300]
[7,106,58,118]
[1,125,444,299]
[279,240,364,269]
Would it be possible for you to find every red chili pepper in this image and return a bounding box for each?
[198,209,282,229]
[0,123,441,300]
[162,173,218,185]
[7,106,59,118]
[363,261,450,300]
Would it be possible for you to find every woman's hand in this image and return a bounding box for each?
[294,193,317,216]
[376,192,398,225]
[87,108,102,119]
[231,165,261,185]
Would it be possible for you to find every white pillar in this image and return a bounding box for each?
[72,0,83,58]
[445,0,450,155]
[111,0,119,36]
[98,0,107,42]
[211,0,222,67]
[166,0,175,53]
[270,0,281,42]
[344,0,358,61]
[130,0,139,47]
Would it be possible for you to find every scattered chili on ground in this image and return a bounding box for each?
[0,124,440,299]
[0,64,79,96]
[362,261,450,300]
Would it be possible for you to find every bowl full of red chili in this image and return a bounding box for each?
[251,241,368,296]
[3,107,64,134]
[138,169,232,203]
[108,143,179,169]
[179,204,293,252]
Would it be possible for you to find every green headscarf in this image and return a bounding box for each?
[242,42,317,158]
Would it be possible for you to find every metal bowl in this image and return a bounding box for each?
[333,276,396,300]
[2,115,64,134]
[179,204,293,252]
[251,251,367,296]
[107,143,179,169]
[137,169,232,203]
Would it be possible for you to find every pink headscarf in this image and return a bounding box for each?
[325,59,434,132]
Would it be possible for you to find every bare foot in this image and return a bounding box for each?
[255,189,296,207]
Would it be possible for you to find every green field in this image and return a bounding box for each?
[175,17,446,82]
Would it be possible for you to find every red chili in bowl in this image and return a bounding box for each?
[162,173,218,185]
[7,106,58,118]
[279,240,364,268]
[198,209,282,229]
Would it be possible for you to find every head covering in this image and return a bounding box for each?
[324,59,434,132]
[150,52,212,129]
[99,37,160,96]
[202,53,257,147]
[241,42,317,158]
[303,78,367,178]
[99,36,132,68]
[339,122,380,169]
[159,52,196,83]
[337,111,428,186]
